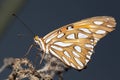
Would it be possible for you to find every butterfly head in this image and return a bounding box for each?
[34,35,45,52]
[34,36,40,44]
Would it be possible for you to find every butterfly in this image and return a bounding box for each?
[34,16,116,70]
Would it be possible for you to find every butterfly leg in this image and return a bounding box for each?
[33,52,40,68]
[39,52,46,64]
[24,44,34,57]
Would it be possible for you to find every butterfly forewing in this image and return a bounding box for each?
[35,16,116,70]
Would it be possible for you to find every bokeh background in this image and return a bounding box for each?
[0,0,120,80]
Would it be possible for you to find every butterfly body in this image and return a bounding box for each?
[34,16,116,70]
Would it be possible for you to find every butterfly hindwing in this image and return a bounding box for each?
[35,16,116,70]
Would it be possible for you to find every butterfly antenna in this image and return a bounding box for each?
[12,13,45,64]
[12,13,36,36]
[12,13,36,57]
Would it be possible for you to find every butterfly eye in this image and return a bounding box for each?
[34,36,41,44]
[34,36,40,41]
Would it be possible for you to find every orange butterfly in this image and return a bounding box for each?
[34,16,116,70]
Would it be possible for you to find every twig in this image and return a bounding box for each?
[0,55,69,80]
[0,58,14,73]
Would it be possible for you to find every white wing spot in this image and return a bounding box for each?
[45,38,52,43]
[50,49,61,59]
[62,57,70,65]
[85,59,89,64]
[74,46,82,53]
[77,66,82,69]
[70,63,76,68]
[94,38,100,43]
[86,55,91,59]
[45,34,56,43]
[78,33,88,38]
[107,25,113,28]
[54,42,73,47]
[72,51,80,57]
[88,51,93,55]
[51,45,63,51]
[90,49,94,52]
[64,51,71,58]
[67,25,73,30]
[95,30,106,34]
[57,33,64,38]
[90,39,94,42]
[79,28,91,34]
[74,57,84,67]
[85,44,94,48]
[94,38,99,41]
[93,21,104,25]
[66,34,75,39]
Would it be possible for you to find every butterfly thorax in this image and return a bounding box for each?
[34,36,46,52]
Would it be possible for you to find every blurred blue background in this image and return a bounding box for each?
[0,0,120,80]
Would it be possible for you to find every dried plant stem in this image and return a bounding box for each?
[0,55,69,80]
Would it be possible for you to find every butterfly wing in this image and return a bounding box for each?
[42,16,116,70]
